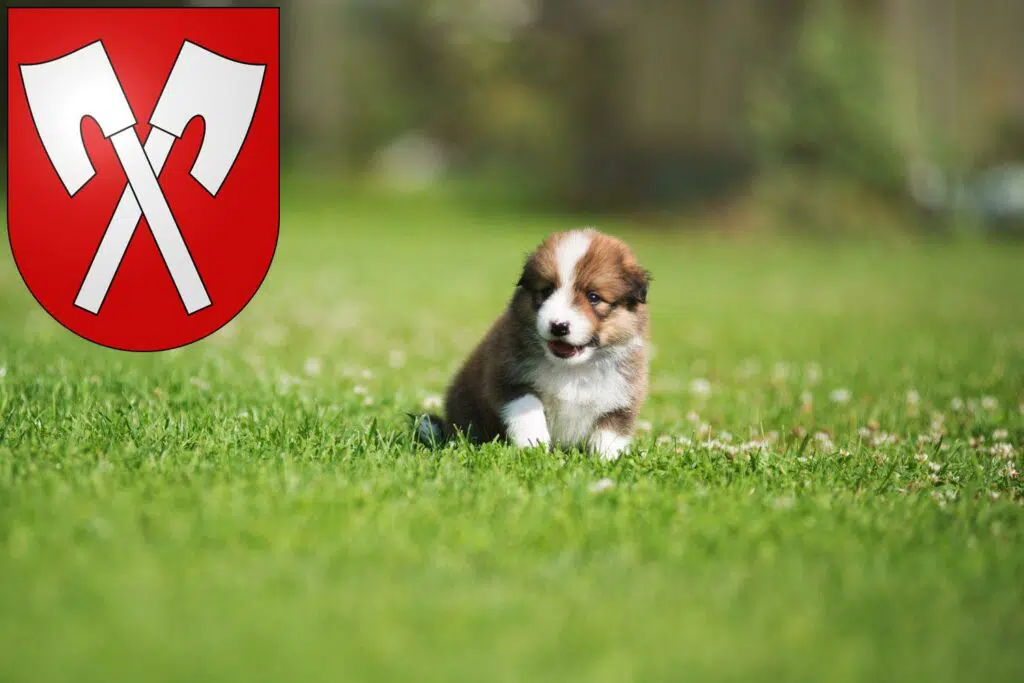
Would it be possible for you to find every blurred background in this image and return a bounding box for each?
[4,0,1024,236]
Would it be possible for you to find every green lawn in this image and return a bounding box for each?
[1,191,1022,682]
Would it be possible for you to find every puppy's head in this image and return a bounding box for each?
[514,228,650,365]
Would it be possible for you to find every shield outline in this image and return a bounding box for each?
[5,5,281,353]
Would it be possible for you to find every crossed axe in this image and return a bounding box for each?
[19,41,265,315]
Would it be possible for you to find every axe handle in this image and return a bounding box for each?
[108,129,211,315]
[75,130,176,314]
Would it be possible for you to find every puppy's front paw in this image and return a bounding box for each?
[589,429,632,461]
[501,394,551,449]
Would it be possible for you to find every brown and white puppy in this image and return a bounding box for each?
[416,228,650,460]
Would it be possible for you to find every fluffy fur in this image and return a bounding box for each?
[415,228,650,460]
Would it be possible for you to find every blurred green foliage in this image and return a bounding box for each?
[748,1,904,197]
[320,0,1023,222]
[4,0,1024,224]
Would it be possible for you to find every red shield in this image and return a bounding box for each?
[7,8,279,351]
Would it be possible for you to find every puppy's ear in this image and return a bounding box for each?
[626,265,651,307]
[516,252,534,289]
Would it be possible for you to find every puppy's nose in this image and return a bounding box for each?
[549,321,570,338]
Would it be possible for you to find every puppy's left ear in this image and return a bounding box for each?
[515,252,531,289]
[626,265,651,307]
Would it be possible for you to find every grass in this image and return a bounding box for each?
[1,189,1023,682]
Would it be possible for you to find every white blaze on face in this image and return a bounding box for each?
[537,231,593,347]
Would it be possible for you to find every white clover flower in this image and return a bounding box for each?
[257,324,286,347]
[421,394,443,411]
[740,438,769,453]
[990,443,1015,459]
[800,391,814,407]
[805,362,822,385]
[870,432,899,447]
[689,378,712,397]
[814,432,835,452]
[636,420,653,432]
[992,429,1009,441]
[772,362,791,383]
[951,397,964,411]
[589,478,615,494]
[388,350,407,368]
[736,358,760,379]
[829,388,852,404]
[906,390,920,405]
[303,357,322,377]
[981,396,998,411]
[0,366,6,379]
[244,352,266,369]
[772,495,795,510]
[686,411,701,423]
[352,385,369,396]
[277,374,300,393]
[656,435,673,446]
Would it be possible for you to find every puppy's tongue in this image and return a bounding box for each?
[548,340,583,359]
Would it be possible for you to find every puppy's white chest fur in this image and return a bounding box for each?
[530,356,631,447]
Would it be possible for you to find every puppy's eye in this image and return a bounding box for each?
[586,291,603,305]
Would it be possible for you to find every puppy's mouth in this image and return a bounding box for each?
[546,339,595,359]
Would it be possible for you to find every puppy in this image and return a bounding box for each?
[416,228,650,460]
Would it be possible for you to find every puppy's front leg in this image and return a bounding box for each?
[500,394,551,448]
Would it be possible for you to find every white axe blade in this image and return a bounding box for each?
[20,41,136,196]
[75,41,266,314]
[150,41,267,195]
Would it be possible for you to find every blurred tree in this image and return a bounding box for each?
[748,0,905,196]
[4,0,1024,218]
[283,0,348,169]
